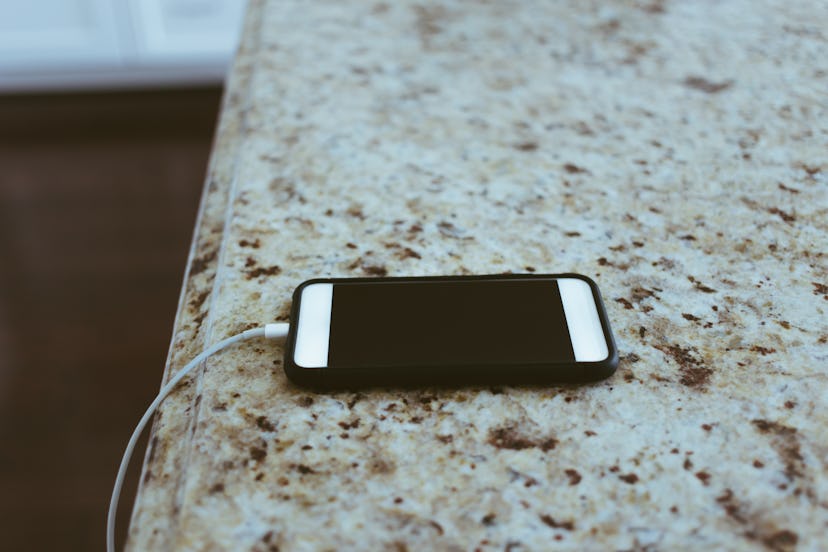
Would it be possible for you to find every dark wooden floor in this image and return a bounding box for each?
[0,87,222,551]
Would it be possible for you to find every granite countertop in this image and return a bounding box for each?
[128,0,827,549]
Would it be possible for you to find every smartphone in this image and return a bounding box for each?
[283,274,617,389]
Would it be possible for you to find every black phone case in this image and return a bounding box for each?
[283,273,618,390]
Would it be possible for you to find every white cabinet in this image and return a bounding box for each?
[130,0,245,60]
[0,0,246,91]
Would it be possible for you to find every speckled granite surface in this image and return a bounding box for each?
[128,1,828,550]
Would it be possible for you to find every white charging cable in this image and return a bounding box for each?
[107,323,290,552]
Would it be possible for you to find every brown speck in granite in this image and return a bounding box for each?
[244,257,256,268]
[688,276,717,293]
[361,264,388,276]
[750,345,776,355]
[481,513,496,526]
[563,163,588,174]
[655,343,713,388]
[189,290,210,311]
[238,238,260,248]
[191,311,207,330]
[487,425,557,452]
[346,242,358,249]
[684,458,694,470]
[597,257,630,270]
[695,471,711,485]
[682,313,701,322]
[539,515,574,530]
[751,420,805,481]
[762,530,799,550]
[208,483,225,494]
[437,221,470,239]
[245,265,282,279]
[631,286,658,303]
[716,489,747,523]
[436,434,453,444]
[347,394,363,410]
[701,424,713,432]
[346,205,365,219]
[812,282,827,299]
[619,473,639,484]
[338,419,360,430]
[146,436,158,464]
[522,476,538,488]
[427,521,444,535]
[564,231,581,237]
[784,401,796,409]
[292,464,316,475]
[256,416,276,432]
[621,353,640,364]
[296,396,314,407]
[777,183,800,194]
[189,249,217,276]
[795,162,821,177]
[622,41,652,65]
[369,458,395,475]
[608,465,620,473]
[515,142,539,152]
[640,0,665,14]
[615,297,634,310]
[565,469,582,485]
[398,247,421,260]
[684,76,733,93]
[413,4,445,46]
[767,207,796,224]
[250,447,267,462]
[654,256,675,269]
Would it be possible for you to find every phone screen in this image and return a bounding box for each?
[328,279,576,368]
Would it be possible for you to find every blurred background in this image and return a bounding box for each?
[0,1,246,549]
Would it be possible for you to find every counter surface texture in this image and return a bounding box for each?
[128,0,828,550]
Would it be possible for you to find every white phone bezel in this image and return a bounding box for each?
[558,277,610,362]
[292,277,609,369]
[293,283,333,368]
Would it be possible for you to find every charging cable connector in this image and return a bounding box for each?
[107,323,290,552]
